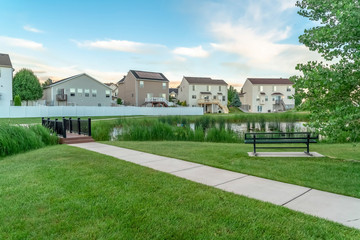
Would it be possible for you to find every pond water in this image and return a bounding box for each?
[111,121,309,140]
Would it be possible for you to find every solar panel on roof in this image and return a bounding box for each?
[136,71,164,80]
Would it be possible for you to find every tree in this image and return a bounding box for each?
[227,85,236,105]
[228,85,241,107]
[42,78,53,87]
[13,69,43,106]
[291,0,360,142]
[117,98,123,105]
[231,92,241,107]
[14,95,22,106]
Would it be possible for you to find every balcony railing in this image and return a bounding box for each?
[197,99,221,105]
[56,94,67,101]
[144,97,174,107]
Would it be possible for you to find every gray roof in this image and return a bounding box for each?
[169,88,178,94]
[0,53,12,68]
[117,76,126,84]
[130,70,169,82]
[184,77,227,85]
[44,73,112,90]
[247,78,293,85]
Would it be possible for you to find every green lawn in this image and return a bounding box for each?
[0,145,359,239]
[104,141,360,198]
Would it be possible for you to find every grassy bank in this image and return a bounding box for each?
[0,145,358,239]
[105,141,360,198]
[0,124,58,157]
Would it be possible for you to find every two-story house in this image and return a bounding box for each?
[177,77,228,113]
[0,53,13,107]
[239,78,295,113]
[118,70,169,107]
[42,73,113,106]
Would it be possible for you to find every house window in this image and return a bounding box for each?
[273,86,277,91]
[139,81,144,88]
[222,96,225,101]
[265,96,268,101]
[272,98,275,101]
[213,96,216,100]
[287,86,292,92]
[219,86,221,91]
[257,106,262,112]
[105,90,111,98]
[258,86,263,92]
[256,95,260,101]
[192,95,196,99]
[192,85,195,91]
[147,93,153,99]
[92,89,97,97]
[70,88,75,97]
[85,89,90,97]
[207,85,211,91]
[162,82,166,90]
[162,93,166,99]
[77,88,83,97]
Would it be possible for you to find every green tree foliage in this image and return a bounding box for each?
[14,95,21,106]
[227,86,236,105]
[231,92,241,107]
[228,86,241,107]
[117,98,123,105]
[41,78,53,87]
[291,0,360,142]
[13,69,43,105]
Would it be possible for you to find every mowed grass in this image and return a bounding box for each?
[0,145,359,239]
[105,141,360,198]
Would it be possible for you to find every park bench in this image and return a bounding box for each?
[244,132,318,156]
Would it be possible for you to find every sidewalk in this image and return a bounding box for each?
[69,142,360,229]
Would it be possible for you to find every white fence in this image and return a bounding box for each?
[0,106,203,118]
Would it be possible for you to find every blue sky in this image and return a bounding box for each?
[0,0,323,88]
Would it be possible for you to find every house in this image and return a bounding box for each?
[177,77,229,113]
[117,70,169,107]
[0,53,13,107]
[239,78,295,113]
[42,73,113,106]
[105,82,119,101]
[169,88,178,101]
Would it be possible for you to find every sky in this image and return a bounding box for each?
[0,0,324,88]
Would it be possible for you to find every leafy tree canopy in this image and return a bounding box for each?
[13,69,43,104]
[291,0,360,142]
[42,78,53,87]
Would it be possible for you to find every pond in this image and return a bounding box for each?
[111,121,310,141]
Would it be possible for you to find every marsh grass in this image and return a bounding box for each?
[0,124,58,157]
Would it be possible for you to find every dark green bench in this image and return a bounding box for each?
[245,132,318,156]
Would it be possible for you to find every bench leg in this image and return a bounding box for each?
[304,151,313,156]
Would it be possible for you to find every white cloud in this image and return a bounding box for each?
[74,39,166,54]
[23,25,43,33]
[173,45,209,58]
[210,22,324,75]
[0,36,44,50]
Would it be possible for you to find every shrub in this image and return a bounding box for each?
[14,95,22,106]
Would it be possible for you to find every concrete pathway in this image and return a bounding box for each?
[69,142,360,229]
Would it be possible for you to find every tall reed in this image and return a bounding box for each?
[0,124,58,157]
